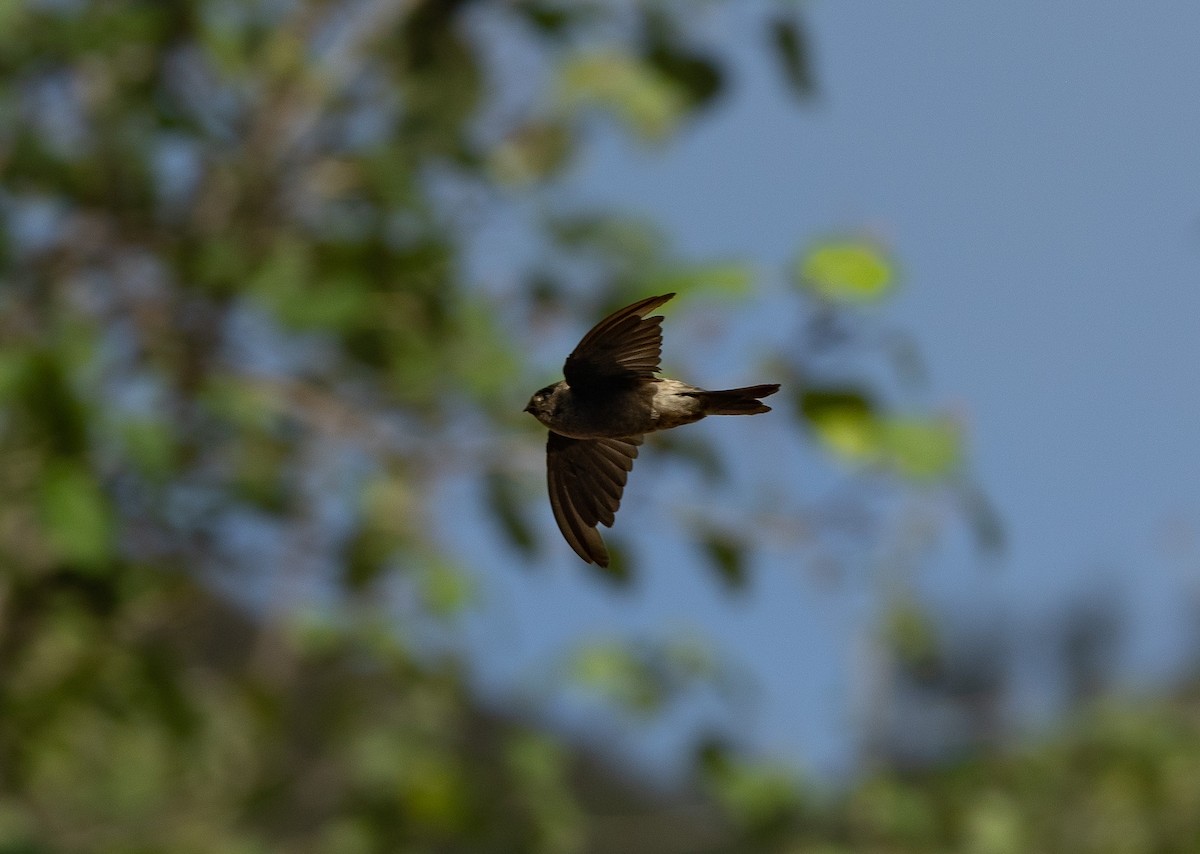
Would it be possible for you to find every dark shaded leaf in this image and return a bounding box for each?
[21,353,88,458]
[588,538,632,586]
[343,524,392,591]
[694,736,801,839]
[645,11,723,109]
[568,643,664,714]
[398,3,483,159]
[960,480,1006,555]
[512,0,597,34]
[486,472,536,557]
[769,14,817,99]
[884,600,940,678]
[797,389,875,419]
[704,533,747,591]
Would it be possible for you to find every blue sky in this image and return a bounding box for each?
[448,1,1200,781]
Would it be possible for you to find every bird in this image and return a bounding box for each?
[524,293,779,567]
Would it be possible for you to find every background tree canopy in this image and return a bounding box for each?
[4,1,1200,852]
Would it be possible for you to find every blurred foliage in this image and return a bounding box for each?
[560,636,733,720]
[558,51,689,141]
[694,693,1200,853]
[796,387,961,479]
[0,0,1051,849]
[0,579,587,853]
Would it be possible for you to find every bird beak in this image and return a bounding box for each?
[523,403,533,414]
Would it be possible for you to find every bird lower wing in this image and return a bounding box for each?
[546,432,643,567]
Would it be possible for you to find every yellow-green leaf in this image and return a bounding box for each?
[558,52,687,140]
[797,239,894,303]
[880,416,961,480]
[421,562,475,618]
[799,389,881,465]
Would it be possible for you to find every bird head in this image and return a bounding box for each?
[523,383,561,426]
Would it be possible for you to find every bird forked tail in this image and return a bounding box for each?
[701,383,780,415]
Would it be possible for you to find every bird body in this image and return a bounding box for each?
[525,293,779,566]
[526,378,777,439]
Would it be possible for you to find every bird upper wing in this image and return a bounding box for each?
[546,431,643,567]
[562,293,675,390]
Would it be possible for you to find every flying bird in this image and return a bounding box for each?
[524,293,779,566]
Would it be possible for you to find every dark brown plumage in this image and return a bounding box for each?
[525,293,778,566]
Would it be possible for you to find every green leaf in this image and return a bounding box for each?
[505,733,567,791]
[879,415,961,480]
[963,792,1024,854]
[568,644,661,714]
[283,276,371,331]
[38,461,115,569]
[797,388,881,465]
[570,645,631,690]
[797,239,895,303]
[250,239,373,331]
[699,747,800,833]
[0,2,26,43]
[421,561,475,618]
[189,234,250,295]
[401,755,468,831]
[799,390,961,479]
[558,51,688,140]
[120,419,177,480]
[815,410,880,463]
[248,237,312,301]
[883,600,939,672]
